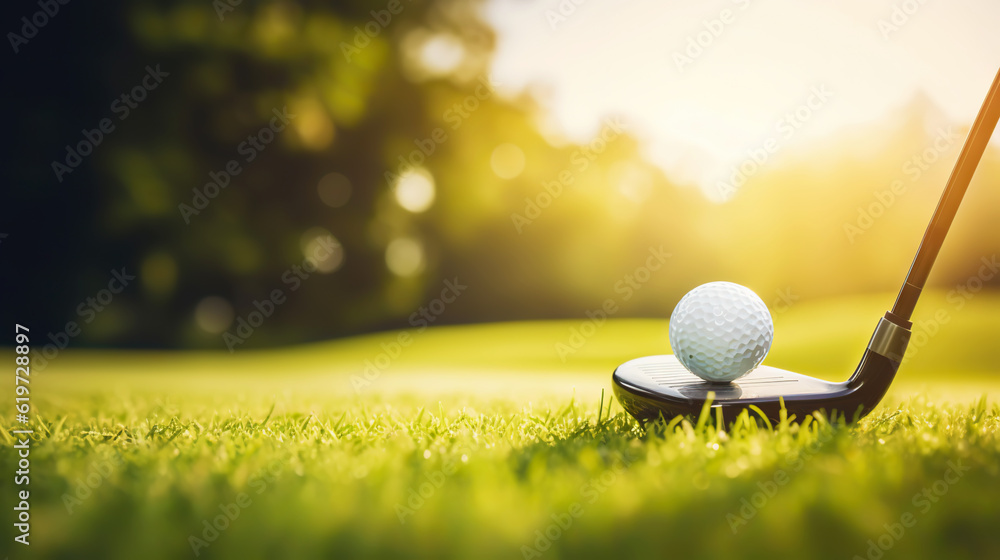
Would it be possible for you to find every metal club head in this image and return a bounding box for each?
[613,317,910,424]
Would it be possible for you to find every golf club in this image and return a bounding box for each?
[613,66,1000,424]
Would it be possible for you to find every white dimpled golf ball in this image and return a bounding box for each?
[669,281,773,383]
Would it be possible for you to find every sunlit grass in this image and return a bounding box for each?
[5,292,999,559]
[4,392,999,559]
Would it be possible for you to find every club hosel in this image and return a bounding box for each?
[867,316,911,363]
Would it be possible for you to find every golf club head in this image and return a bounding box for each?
[613,316,910,425]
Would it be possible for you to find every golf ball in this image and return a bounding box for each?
[668,281,773,383]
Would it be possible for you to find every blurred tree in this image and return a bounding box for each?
[2,0,998,350]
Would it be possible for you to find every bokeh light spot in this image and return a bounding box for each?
[141,252,178,297]
[394,169,436,213]
[490,143,526,179]
[300,228,345,274]
[292,97,335,150]
[317,172,352,208]
[194,296,234,334]
[419,34,465,76]
[385,237,425,277]
[610,162,653,203]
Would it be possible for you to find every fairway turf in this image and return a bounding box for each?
[3,393,999,560]
[3,292,999,559]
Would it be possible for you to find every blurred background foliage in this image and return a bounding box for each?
[3,0,999,349]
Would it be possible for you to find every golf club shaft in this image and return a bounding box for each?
[889,66,1000,324]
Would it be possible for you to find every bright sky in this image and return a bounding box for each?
[483,0,1000,193]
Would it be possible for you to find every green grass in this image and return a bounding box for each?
[3,291,1000,559]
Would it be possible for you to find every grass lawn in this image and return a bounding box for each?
[3,291,999,559]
